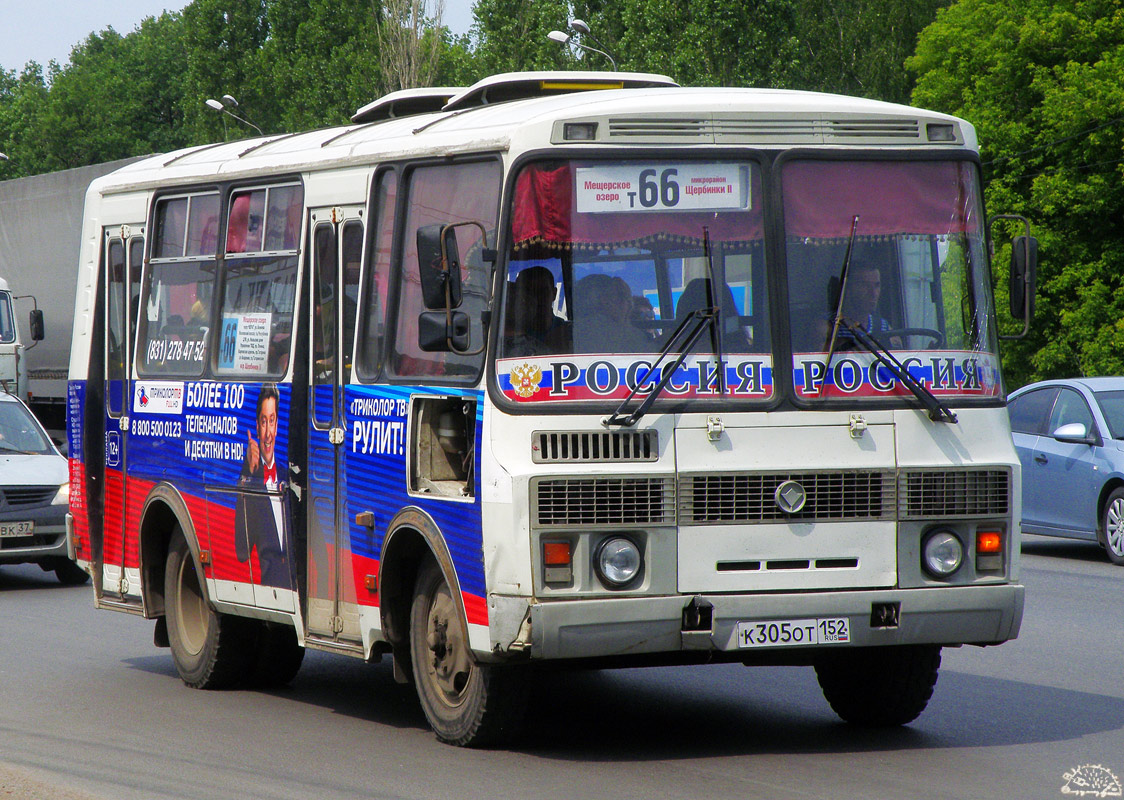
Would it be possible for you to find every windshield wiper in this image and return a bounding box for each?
[818,215,860,396]
[605,228,724,428]
[843,321,958,423]
[603,308,718,427]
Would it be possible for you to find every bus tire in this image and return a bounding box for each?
[814,644,941,727]
[409,559,526,746]
[250,621,304,688]
[165,530,255,689]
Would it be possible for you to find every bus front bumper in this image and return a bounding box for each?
[523,584,1024,661]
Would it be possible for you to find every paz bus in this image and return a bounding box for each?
[67,71,1034,746]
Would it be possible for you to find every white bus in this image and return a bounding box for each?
[67,71,1033,746]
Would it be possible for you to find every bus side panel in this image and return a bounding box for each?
[344,385,487,628]
[66,380,93,565]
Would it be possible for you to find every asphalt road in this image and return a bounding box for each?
[2,534,1122,800]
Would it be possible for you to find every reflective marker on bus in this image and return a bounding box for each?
[66,70,1034,746]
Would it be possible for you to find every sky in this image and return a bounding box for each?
[0,0,475,73]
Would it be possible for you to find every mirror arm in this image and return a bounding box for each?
[441,220,490,355]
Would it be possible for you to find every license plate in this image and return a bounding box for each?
[736,617,850,648]
[0,520,34,537]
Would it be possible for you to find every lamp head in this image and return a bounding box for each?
[569,18,591,34]
[205,98,224,111]
[547,30,571,44]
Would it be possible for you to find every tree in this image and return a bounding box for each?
[910,0,1124,387]
[378,0,445,92]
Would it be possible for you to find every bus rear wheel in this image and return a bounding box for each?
[409,559,525,746]
[165,530,254,689]
[814,644,941,727]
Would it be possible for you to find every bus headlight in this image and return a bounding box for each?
[922,529,963,578]
[594,536,642,588]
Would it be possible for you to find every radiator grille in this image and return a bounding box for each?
[0,486,57,508]
[678,471,893,524]
[534,476,675,526]
[901,469,1010,518]
[533,430,658,463]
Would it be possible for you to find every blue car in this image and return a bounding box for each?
[1008,377,1124,564]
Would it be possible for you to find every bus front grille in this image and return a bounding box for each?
[533,476,675,527]
[532,430,659,463]
[900,469,1010,518]
[678,471,894,524]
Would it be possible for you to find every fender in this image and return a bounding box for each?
[139,481,204,620]
[378,506,470,657]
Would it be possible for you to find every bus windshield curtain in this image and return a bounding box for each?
[781,160,981,240]
[511,163,765,252]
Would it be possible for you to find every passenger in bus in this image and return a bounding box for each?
[572,274,652,354]
[503,266,567,356]
[670,278,753,353]
[630,295,657,340]
[235,384,293,590]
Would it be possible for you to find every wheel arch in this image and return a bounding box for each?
[378,507,468,679]
[1096,479,1124,537]
[139,482,205,619]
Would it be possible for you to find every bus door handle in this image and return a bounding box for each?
[1034,453,1048,464]
[328,427,345,446]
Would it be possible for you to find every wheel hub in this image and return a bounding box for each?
[425,588,472,705]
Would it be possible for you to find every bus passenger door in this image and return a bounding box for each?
[103,228,144,601]
[306,206,363,644]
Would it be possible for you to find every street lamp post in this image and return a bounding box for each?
[205,95,264,137]
[547,19,618,71]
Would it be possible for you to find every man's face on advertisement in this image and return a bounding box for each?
[258,396,278,466]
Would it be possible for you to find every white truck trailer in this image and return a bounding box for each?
[0,157,144,427]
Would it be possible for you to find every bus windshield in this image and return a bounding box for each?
[784,158,1000,402]
[497,158,771,405]
[497,156,1001,408]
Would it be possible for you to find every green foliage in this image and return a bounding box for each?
[910,0,1124,388]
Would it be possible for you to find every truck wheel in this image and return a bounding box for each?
[165,529,254,689]
[250,621,304,688]
[409,559,526,746]
[814,645,941,727]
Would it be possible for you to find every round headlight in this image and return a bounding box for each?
[922,530,963,577]
[595,537,642,588]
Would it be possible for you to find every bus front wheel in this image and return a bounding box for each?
[814,644,941,727]
[409,559,526,746]
[165,529,254,689]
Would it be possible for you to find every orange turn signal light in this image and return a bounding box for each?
[977,531,1002,553]
[543,541,572,566]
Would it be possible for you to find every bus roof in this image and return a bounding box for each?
[89,75,975,196]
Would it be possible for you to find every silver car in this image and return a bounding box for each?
[1008,377,1124,565]
[0,392,86,584]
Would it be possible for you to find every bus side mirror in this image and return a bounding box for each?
[1009,235,1037,321]
[418,310,470,352]
[28,309,44,341]
[417,224,463,310]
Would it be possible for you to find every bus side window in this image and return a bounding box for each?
[357,169,397,379]
[391,159,500,381]
[138,193,219,377]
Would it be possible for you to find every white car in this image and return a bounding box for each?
[0,392,86,584]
